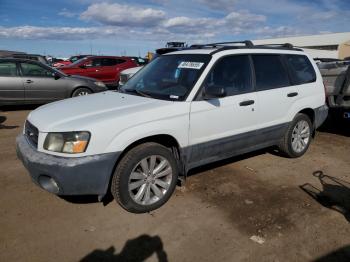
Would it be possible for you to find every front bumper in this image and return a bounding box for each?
[16,135,119,196]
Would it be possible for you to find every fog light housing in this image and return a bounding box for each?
[38,175,60,194]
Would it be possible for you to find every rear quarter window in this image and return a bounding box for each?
[285,55,316,85]
[252,55,290,91]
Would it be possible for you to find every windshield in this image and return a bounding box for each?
[70,55,86,63]
[70,57,89,66]
[122,54,211,101]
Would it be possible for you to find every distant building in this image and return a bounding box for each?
[253,32,350,60]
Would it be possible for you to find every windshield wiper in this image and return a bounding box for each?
[121,88,153,98]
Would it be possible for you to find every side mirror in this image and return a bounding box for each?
[203,85,226,99]
[79,64,88,69]
[52,72,61,80]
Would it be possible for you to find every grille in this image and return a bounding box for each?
[25,121,39,148]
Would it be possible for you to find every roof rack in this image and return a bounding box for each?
[189,41,302,54]
[254,43,294,48]
[190,40,253,49]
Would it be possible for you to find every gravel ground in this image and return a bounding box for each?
[0,106,349,262]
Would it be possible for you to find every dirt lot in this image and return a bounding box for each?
[1,107,350,262]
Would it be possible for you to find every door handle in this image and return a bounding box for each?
[287,92,298,97]
[95,69,99,72]
[239,100,255,106]
[26,80,33,84]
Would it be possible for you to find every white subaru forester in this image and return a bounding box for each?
[17,41,328,213]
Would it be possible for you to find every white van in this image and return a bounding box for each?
[17,41,328,213]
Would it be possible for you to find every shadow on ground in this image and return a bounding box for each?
[187,148,271,177]
[313,245,350,262]
[0,116,18,129]
[80,235,168,262]
[0,104,40,112]
[300,171,350,222]
[59,191,114,206]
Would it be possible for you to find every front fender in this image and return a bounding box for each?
[104,117,189,154]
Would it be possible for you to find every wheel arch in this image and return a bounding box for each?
[70,86,93,97]
[297,108,316,137]
[104,134,185,199]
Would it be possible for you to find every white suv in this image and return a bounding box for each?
[17,41,328,213]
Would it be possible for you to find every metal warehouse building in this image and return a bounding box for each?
[253,32,350,60]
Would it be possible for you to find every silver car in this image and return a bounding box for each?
[0,58,108,106]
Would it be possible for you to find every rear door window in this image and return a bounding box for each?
[285,55,316,85]
[252,55,290,91]
[0,62,17,76]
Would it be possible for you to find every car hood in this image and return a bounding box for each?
[27,91,179,132]
[66,75,97,82]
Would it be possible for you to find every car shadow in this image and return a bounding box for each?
[0,116,18,129]
[313,245,350,262]
[80,234,168,262]
[1,104,41,112]
[59,192,114,206]
[300,171,350,222]
[187,148,272,177]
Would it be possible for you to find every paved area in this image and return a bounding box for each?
[1,106,350,262]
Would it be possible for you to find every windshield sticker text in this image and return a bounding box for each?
[178,62,204,70]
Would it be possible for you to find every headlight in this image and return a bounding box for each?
[44,131,90,154]
[94,81,106,88]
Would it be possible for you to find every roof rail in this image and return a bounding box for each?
[190,40,254,49]
[254,43,294,48]
[208,40,254,47]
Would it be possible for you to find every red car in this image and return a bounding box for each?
[59,56,138,86]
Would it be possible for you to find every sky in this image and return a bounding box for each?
[0,0,349,57]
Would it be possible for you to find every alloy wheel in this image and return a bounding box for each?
[128,155,173,205]
[291,120,310,153]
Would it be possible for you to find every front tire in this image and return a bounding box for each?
[111,143,179,213]
[72,87,92,97]
[279,113,312,158]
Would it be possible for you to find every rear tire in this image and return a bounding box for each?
[72,87,92,97]
[279,113,312,158]
[111,142,178,213]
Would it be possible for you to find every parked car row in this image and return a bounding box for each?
[59,56,138,87]
[118,42,188,87]
[51,55,90,68]
[0,58,107,105]
[0,53,151,105]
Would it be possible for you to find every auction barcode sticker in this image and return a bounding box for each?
[178,61,204,69]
